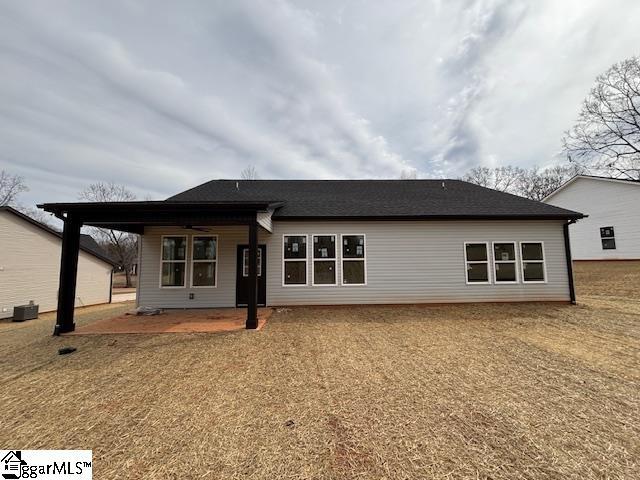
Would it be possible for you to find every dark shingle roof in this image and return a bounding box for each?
[0,206,117,266]
[167,179,583,220]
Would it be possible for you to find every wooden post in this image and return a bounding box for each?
[54,216,82,335]
[246,219,259,329]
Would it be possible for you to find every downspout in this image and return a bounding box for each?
[563,220,577,305]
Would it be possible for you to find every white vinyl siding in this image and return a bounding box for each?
[544,177,640,260]
[136,220,571,309]
[0,211,113,319]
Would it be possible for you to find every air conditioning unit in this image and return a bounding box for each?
[13,301,39,322]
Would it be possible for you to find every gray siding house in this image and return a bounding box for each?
[40,179,583,334]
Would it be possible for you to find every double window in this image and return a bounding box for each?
[464,241,545,284]
[160,235,217,288]
[312,235,337,285]
[600,226,616,250]
[283,235,307,285]
[342,234,366,285]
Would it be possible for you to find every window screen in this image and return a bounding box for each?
[283,235,307,285]
[465,243,489,283]
[342,235,366,284]
[161,236,187,287]
[493,242,517,283]
[313,235,336,284]
[520,242,545,282]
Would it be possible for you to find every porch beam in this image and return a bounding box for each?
[54,215,82,335]
[246,218,259,329]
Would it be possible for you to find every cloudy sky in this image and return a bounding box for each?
[1,0,639,207]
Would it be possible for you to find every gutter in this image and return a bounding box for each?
[563,219,577,305]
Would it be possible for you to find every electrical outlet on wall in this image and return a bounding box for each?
[189,293,194,300]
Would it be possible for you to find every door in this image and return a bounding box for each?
[236,245,267,306]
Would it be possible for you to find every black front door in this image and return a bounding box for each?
[236,245,266,307]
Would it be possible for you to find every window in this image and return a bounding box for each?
[191,236,217,287]
[342,234,366,285]
[283,235,307,285]
[493,242,517,283]
[242,248,262,277]
[464,242,490,284]
[312,235,337,285]
[520,242,546,283]
[161,236,187,287]
[600,226,616,250]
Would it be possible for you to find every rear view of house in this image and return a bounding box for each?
[39,179,584,335]
[543,175,640,260]
[0,207,115,319]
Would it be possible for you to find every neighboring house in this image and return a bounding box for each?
[543,175,640,260]
[0,206,116,319]
[40,179,583,334]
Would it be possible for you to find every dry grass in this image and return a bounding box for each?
[1,262,639,479]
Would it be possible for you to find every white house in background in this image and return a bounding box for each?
[0,206,116,319]
[543,175,640,260]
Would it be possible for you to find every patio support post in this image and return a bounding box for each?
[54,215,82,335]
[246,218,259,329]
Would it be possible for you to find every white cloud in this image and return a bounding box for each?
[0,0,639,207]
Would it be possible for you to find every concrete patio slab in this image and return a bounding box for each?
[68,307,272,335]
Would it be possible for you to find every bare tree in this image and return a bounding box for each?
[563,56,640,180]
[462,164,583,200]
[79,182,138,287]
[516,164,584,201]
[461,166,526,193]
[0,170,28,206]
[240,165,259,180]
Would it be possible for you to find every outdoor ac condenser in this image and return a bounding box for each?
[13,301,39,322]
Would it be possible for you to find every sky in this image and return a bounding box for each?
[1,0,639,208]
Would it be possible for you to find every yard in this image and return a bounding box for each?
[1,262,639,479]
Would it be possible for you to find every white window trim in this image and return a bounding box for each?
[190,235,218,288]
[340,234,367,286]
[311,234,338,286]
[492,241,519,284]
[242,247,263,278]
[519,241,547,284]
[282,234,308,287]
[159,235,188,289]
[463,241,491,285]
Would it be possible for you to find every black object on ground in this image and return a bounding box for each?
[58,347,77,355]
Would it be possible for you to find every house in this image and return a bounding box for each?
[0,206,116,319]
[2,450,25,476]
[543,175,640,260]
[38,179,583,335]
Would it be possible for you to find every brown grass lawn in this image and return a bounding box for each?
[1,262,639,479]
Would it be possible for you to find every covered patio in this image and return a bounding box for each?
[69,307,272,335]
[38,200,280,336]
